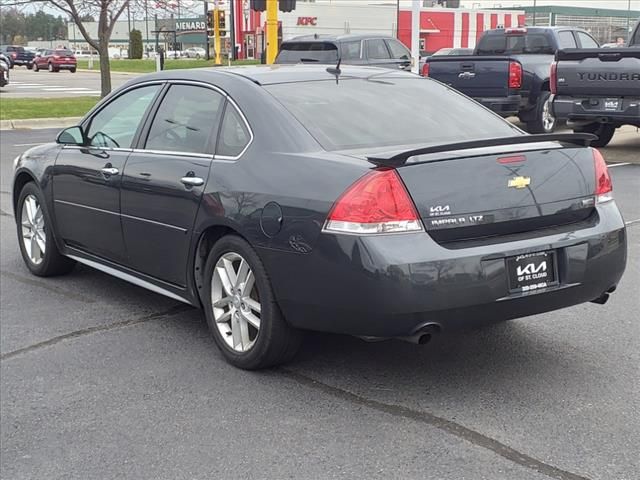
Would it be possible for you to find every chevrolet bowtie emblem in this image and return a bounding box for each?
[508,176,531,189]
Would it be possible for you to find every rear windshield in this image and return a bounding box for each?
[266,76,517,150]
[7,46,24,52]
[276,42,339,64]
[476,33,554,55]
[55,49,73,56]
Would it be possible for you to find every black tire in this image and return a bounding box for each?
[16,182,76,277]
[526,91,556,134]
[26,64,33,70]
[70,67,76,73]
[574,123,616,148]
[203,235,302,370]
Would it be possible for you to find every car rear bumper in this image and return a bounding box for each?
[474,95,521,117]
[262,201,626,337]
[552,94,640,127]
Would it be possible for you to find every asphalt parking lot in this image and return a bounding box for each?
[1,128,639,480]
[0,68,131,97]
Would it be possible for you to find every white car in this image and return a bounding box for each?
[184,47,206,59]
[166,50,185,59]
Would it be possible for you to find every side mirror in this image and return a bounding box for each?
[56,126,85,146]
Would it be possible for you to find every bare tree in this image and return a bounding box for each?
[45,0,131,97]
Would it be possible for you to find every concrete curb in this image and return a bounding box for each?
[77,69,141,76]
[0,117,82,130]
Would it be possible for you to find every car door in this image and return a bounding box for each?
[52,83,163,264]
[120,82,225,286]
[385,38,412,71]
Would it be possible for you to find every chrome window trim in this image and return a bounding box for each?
[62,145,133,153]
[131,148,213,160]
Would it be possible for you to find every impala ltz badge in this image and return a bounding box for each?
[508,176,531,189]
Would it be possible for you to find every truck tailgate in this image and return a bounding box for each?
[427,56,514,98]
[555,48,640,97]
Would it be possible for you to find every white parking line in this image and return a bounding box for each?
[13,143,45,147]
[608,163,632,168]
[625,218,640,227]
[41,87,89,91]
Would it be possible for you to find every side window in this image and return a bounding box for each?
[576,32,599,49]
[386,39,410,60]
[340,41,361,60]
[366,39,391,60]
[558,31,577,49]
[632,25,640,46]
[145,84,224,155]
[217,103,251,158]
[87,84,160,149]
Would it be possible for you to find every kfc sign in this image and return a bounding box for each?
[297,16,317,26]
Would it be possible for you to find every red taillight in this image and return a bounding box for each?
[497,155,526,164]
[324,169,422,234]
[11,52,17,58]
[508,61,522,89]
[422,63,430,77]
[550,61,558,95]
[505,27,527,35]
[593,148,613,203]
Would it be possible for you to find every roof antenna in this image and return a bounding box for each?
[326,57,342,84]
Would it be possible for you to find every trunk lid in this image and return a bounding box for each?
[344,141,598,245]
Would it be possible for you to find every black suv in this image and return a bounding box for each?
[275,34,412,70]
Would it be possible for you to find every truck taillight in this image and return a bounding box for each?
[422,63,430,77]
[508,61,522,89]
[550,62,558,94]
[323,169,423,235]
[593,148,613,204]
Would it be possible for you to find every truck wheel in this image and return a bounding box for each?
[575,123,616,148]
[526,91,556,134]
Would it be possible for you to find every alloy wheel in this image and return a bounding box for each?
[211,252,261,353]
[48,63,53,72]
[21,194,46,265]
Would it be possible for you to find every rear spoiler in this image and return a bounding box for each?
[367,133,597,167]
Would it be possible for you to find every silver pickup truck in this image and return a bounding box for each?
[551,20,640,147]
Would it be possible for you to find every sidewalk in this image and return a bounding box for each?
[0,117,82,130]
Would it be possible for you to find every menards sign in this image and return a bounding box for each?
[176,19,206,32]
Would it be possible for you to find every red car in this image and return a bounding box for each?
[33,49,77,73]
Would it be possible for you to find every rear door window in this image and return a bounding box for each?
[340,41,361,60]
[558,31,577,49]
[145,84,224,155]
[576,32,599,48]
[366,39,391,60]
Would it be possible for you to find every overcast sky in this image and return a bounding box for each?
[460,0,640,10]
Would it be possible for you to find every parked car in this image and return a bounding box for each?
[12,66,626,369]
[73,49,99,58]
[0,45,35,69]
[166,50,185,59]
[551,20,640,147]
[424,27,601,134]
[0,53,9,87]
[33,48,77,72]
[185,47,206,59]
[275,34,412,70]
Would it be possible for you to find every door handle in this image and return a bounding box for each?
[180,176,204,187]
[101,167,119,175]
